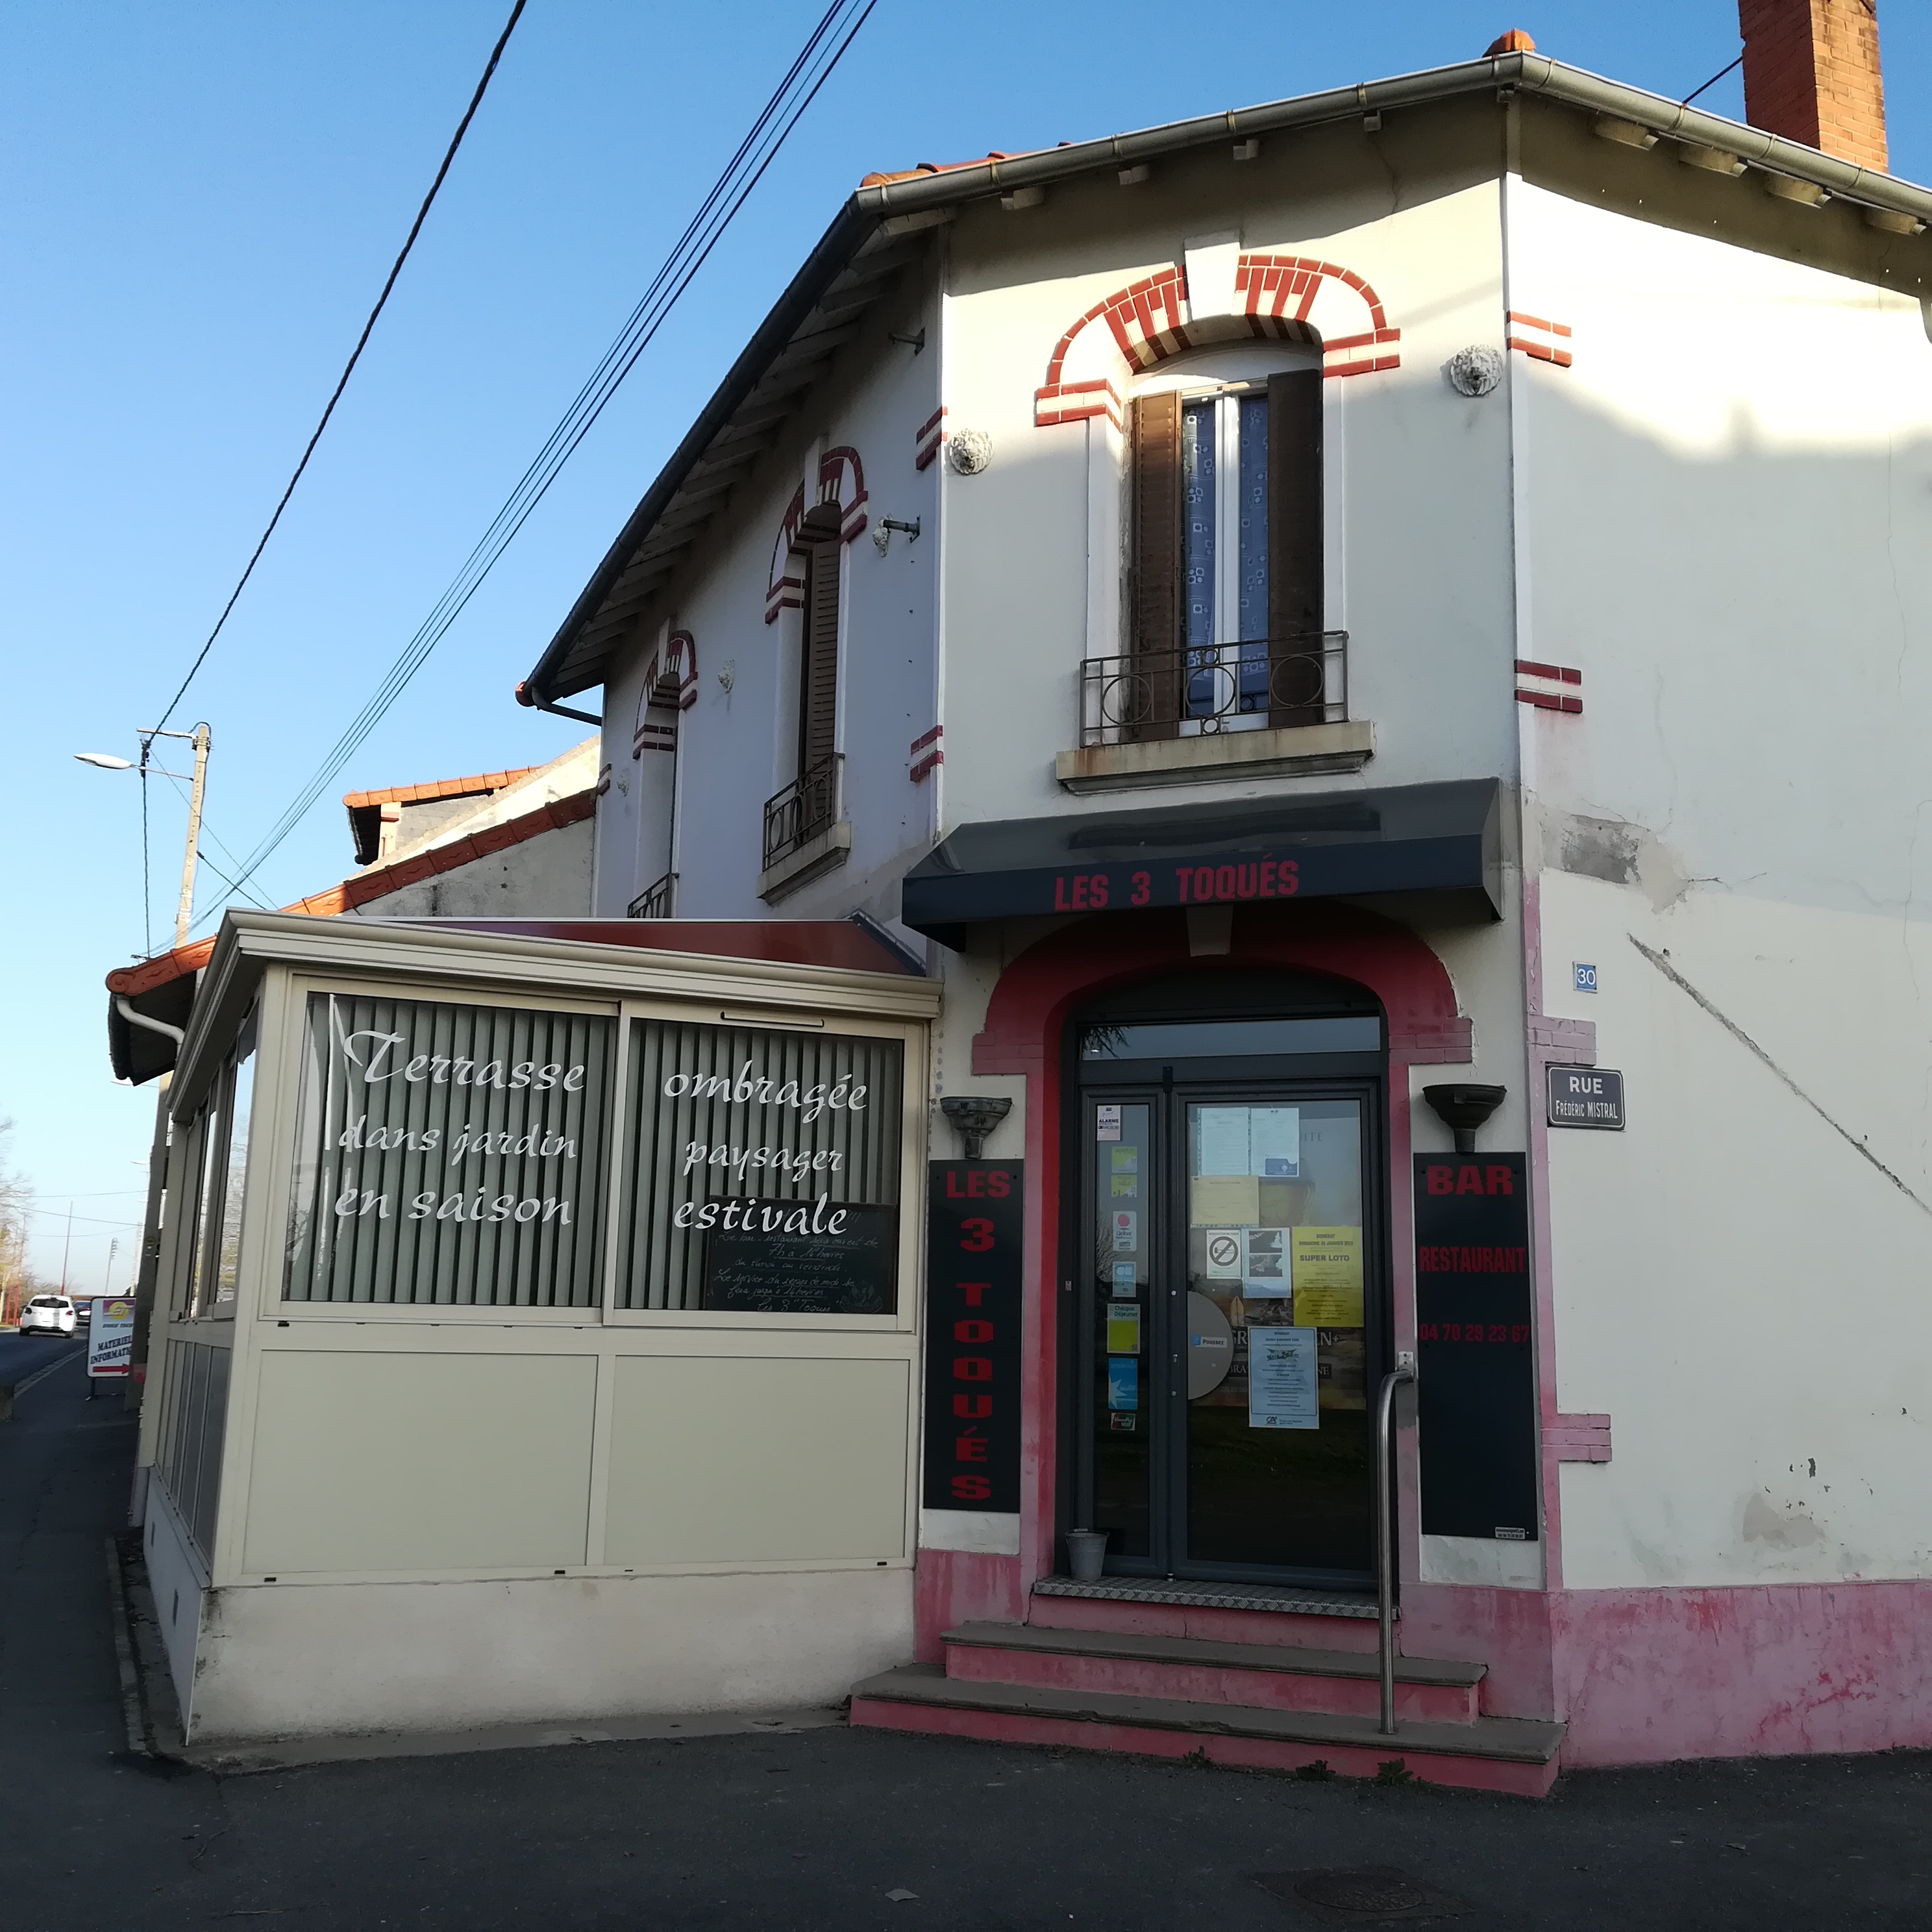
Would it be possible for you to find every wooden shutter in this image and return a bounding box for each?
[1130,391,1183,740]
[1267,370,1324,726]
[799,524,841,773]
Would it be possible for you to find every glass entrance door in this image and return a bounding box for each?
[1077,1014,1384,1588]
[1182,1096,1370,1578]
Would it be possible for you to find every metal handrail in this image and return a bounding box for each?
[1076,632,1348,746]
[627,871,676,920]
[762,753,843,871]
[1374,1353,1417,1736]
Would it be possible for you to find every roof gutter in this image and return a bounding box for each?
[519,51,1932,704]
[852,54,1932,223]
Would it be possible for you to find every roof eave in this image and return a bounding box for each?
[520,50,1932,704]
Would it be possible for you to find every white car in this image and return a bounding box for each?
[18,1295,77,1336]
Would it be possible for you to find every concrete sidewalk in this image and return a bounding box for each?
[2,1348,1927,1930]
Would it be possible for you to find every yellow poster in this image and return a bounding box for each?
[1291,1226,1363,1327]
[1191,1174,1260,1226]
[1106,1302,1142,1354]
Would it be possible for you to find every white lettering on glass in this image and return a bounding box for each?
[673,1193,848,1235]
[662,1060,866,1122]
[331,1018,587,1092]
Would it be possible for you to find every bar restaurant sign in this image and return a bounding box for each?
[286,992,904,1312]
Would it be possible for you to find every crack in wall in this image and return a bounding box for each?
[1629,935,1932,1221]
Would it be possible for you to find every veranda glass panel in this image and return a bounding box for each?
[618,1018,904,1311]
[284,992,613,1306]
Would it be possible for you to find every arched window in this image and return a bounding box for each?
[1129,352,1324,737]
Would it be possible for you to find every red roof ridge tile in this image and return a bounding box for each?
[858,150,1019,188]
[342,765,543,810]
[106,786,598,997]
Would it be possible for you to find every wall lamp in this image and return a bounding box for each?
[940,1095,1011,1159]
[1422,1084,1507,1154]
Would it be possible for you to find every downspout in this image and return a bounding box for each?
[126,1074,172,1437]
[117,997,185,1045]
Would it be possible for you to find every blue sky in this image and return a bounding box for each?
[3,1,1926,1282]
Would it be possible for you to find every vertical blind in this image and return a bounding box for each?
[284,992,613,1306]
[617,1019,904,1310]
[156,1337,229,1563]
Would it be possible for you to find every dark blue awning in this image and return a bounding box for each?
[900,780,1502,947]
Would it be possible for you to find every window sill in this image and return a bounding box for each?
[758,821,852,902]
[1054,721,1374,794]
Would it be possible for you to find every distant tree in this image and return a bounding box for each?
[0,1119,31,1322]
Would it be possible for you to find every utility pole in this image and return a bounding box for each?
[173,723,210,948]
[75,722,214,950]
[60,1202,73,1294]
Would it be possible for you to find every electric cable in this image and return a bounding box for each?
[201,0,876,924]
[151,0,528,733]
[21,1206,145,1229]
[1683,51,1744,106]
[138,760,153,958]
[153,772,277,913]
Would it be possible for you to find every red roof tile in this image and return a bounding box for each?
[106,787,597,997]
[859,151,1023,188]
[341,766,541,810]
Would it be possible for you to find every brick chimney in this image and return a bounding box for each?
[1738,0,1888,172]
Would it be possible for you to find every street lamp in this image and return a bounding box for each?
[74,724,212,949]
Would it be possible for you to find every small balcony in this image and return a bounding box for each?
[627,871,676,920]
[1058,632,1372,793]
[759,753,850,901]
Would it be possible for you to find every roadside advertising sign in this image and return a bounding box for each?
[86,1297,136,1378]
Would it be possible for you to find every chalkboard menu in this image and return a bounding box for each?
[701,1203,898,1314]
[1413,1153,1538,1541]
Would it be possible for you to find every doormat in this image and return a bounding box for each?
[1034,1575,1387,1619]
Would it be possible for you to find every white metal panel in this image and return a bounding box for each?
[602,1354,910,1565]
[241,1350,596,1575]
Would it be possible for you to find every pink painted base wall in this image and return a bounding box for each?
[1552,1581,1932,1767]
[1350,1578,1932,1767]
[917,1562,1932,1768]
[912,1550,1024,1664]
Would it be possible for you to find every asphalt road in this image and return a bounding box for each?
[1,1345,1926,1931]
[0,1326,88,1389]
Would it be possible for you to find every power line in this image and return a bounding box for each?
[200,0,877,924]
[152,771,277,915]
[152,0,528,733]
[21,1206,143,1230]
[138,765,153,958]
[1683,51,1744,106]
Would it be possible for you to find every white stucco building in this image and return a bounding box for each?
[118,8,1932,1789]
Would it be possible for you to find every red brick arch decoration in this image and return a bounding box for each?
[1034,254,1401,430]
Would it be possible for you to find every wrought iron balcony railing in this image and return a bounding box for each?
[1077,632,1348,747]
[762,754,844,873]
[627,871,676,920]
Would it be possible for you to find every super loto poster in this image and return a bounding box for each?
[923,1161,1024,1513]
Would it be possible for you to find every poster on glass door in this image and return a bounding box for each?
[1248,1326,1319,1428]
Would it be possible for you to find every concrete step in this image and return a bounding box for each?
[850,1665,1564,1800]
[943,1622,1484,1726]
[1029,1578,1386,1653]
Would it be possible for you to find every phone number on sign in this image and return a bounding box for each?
[1418,1322,1531,1344]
